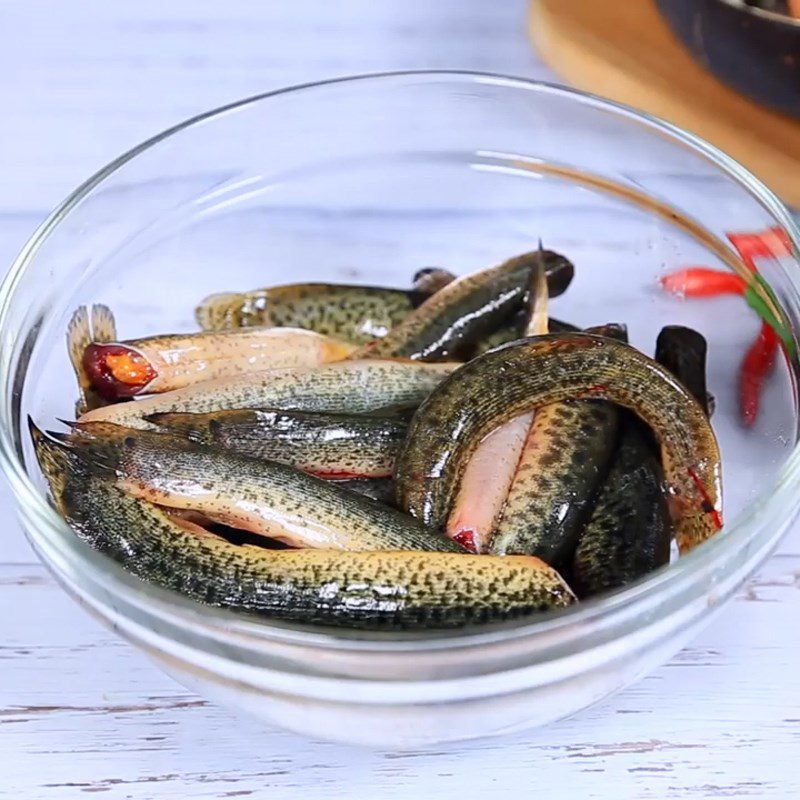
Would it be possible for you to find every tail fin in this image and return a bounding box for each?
[143,412,208,443]
[526,240,550,337]
[66,304,118,415]
[28,417,84,512]
[194,292,245,331]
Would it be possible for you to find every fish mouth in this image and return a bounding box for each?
[83,343,157,399]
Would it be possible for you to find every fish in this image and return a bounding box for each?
[78,359,457,430]
[195,281,442,343]
[57,421,462,553]
[470,315,578,358]
[655,325,711,415]
[489,400,620,564]
[489,324,625,564]
[330,477,397,506]
[444,249,553,552]
[444,415,533,552]
[569,327,709,594]
[395,333,722,554]
[81,325,355,400]
[30,421,575,629]
[66,304,118,415]
[350,249,575,360]
[147,408,408,478]
[571,419,672,598]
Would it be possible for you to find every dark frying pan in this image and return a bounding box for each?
[655,0,800,118]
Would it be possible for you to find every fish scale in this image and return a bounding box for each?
[195,283,432,343]
[395,333,722,554]
[79,359,457,430]
[148,408,407,478]
[65,422,461,553]
[30,424,575,630]
[489,401,619,564]
[351,250,575,360]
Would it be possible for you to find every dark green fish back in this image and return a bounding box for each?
[355,250,575,360]
[66,423,461,553]
[31,425,574,629]
[572,420,672,598]
[148,408,408,478]
[489,324,625,564]
[395,334,721,553]
[80,360,457,430]
[489,400,619,564]
[656,325,710,415]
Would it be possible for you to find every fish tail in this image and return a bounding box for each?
[195,292,245,330]
[91,304,118,343]
[66,304,118,415]
[28,417,82,507]
[144,412,209,443]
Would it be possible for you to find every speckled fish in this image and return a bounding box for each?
[81,325,355,401]
[78,359,457,430]
[331,477,397,506]
[395,334,723,554]
[445,255,555,552]
[350,249,575,360]
[470,315,578,358]
[30,423,575,629]
[489,324,625,564]
[60,421,461,552]
[196,279,444,344]
[569,327,710,595]
[572,419,672,598]
[148,408,408,478]
[489,400,620,565]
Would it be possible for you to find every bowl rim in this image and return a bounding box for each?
[2,69,800,652]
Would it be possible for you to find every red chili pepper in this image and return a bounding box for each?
[739,320,779,427]
[659,268,746,298]
[727,226,793,271]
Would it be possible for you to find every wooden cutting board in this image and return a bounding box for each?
[528,0,800,206]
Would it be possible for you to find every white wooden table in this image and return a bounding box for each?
[1,3,798,797]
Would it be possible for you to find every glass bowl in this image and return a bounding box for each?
[2,71,800,747]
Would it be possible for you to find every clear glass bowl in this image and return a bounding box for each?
[2,71,800,747]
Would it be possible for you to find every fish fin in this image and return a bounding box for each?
[90,304,118,343]
[144,412,206,443]
[66,306,91,398]
[195,292,243,330]
[28,417,83,509]
[526,240,550,336]
[66,304,118,416]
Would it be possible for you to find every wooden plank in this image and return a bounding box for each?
[529,0,800,205]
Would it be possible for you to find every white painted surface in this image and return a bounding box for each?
[0,2,798,797]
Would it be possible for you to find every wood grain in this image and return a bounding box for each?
[529,0,800,205]
[1,1,800,797]
[1,557,799,798]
